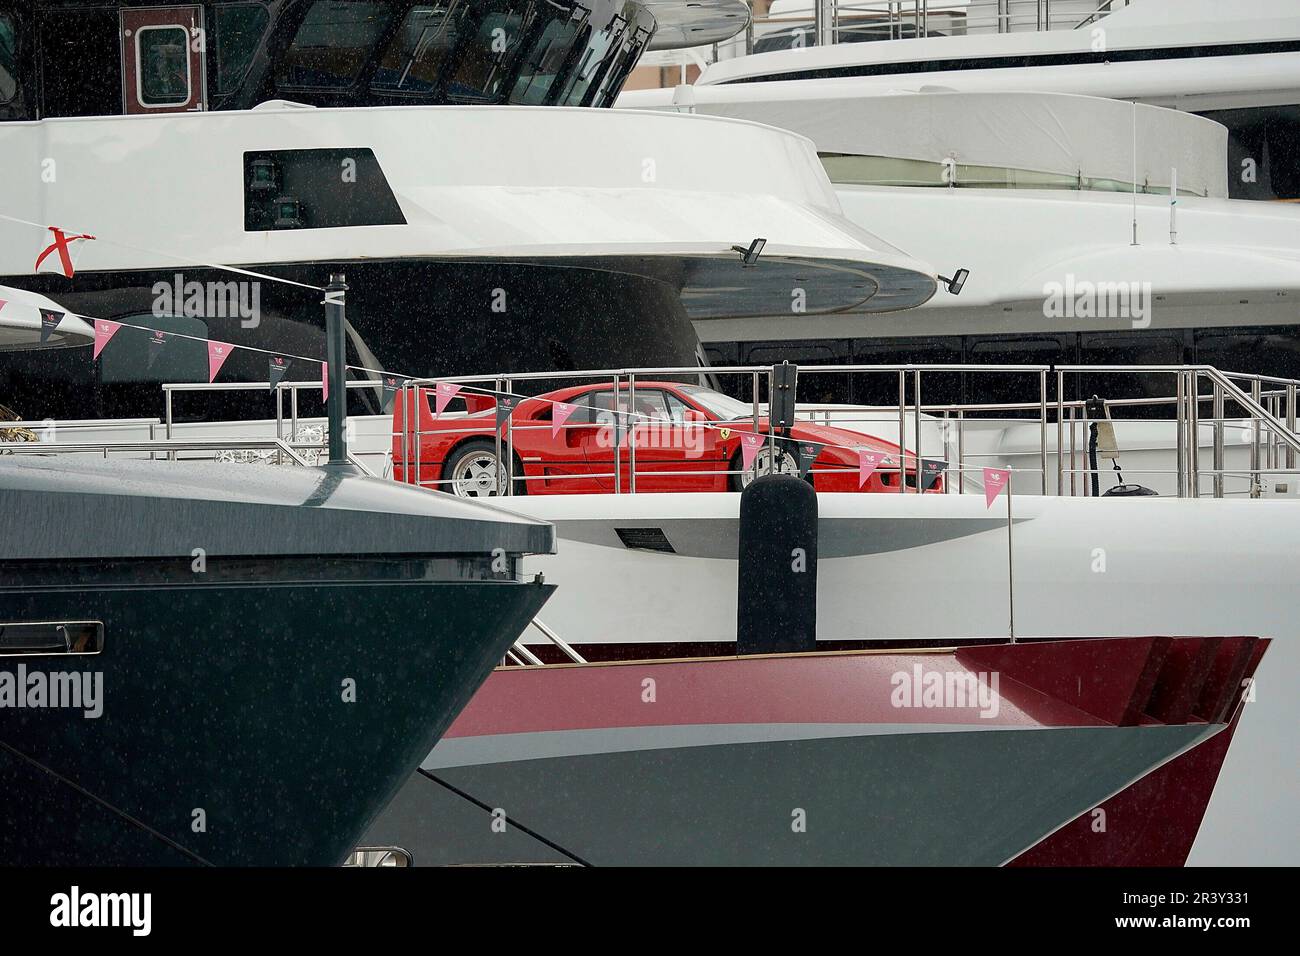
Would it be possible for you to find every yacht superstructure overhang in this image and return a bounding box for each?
[697,0,1300,97]
[644,0,750,50]
[0,104,938,319]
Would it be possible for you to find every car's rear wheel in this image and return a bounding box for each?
[442,439,526,497]
[729,445,799,491]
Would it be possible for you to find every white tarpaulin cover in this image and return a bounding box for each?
[637,89,1229,198]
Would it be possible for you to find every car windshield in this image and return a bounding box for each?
[679,385,753,421]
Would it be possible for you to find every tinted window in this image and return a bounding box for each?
[1200,105,1300,201]
[1196,327,1300,382]
[214,3,270,94]
[852,337,963,407]
[136,25,192,106]
[510,15,581,104]
[278,1,392,89]
[1078,332,1186,416]
[0,13,17,104]
[744,341,851,405]
[965,336,1073,409]
[372,2,458,93]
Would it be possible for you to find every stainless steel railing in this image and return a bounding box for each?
[742,0,1130,51]
[391,362,1300,500]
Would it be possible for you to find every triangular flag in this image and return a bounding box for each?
[495,395,517,432]
[983,467,1010,508]
[146,329,169,369]
[796,441,823,479]
[740,433,764,473]
[268,355,290,392]
[207,341,231,382]
[920,458,947,491]
[858,448,886,488]
[0,299,7,314]
[92,320,121,360]
[381,374,409,414]
[39,309,64,344]
[321,361,329,402]
[434,381,462,416]
[552,401,577,438]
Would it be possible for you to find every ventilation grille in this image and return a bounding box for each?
[615,527,676,553]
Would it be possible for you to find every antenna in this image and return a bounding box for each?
[1130,100,1139,246]
[1169,167,1178,245]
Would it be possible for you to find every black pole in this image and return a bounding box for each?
[325,273,349,465]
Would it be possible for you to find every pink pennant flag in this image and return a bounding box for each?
[434,381,462,416]
[0,299,7,314]
[858,449,886,488]
[983,467,1011,508]
[552,401,577,438]
[321,361,329,401]
[740,433,764,472]
[92,320,121,360]
[207,341,231,383]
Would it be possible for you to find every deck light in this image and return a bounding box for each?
[939,268,969,295]
[731,238,767,266]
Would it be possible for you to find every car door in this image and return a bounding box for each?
[625,389,724,492]
[547,390,619,493]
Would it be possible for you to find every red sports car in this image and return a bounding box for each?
[392,381,941,497]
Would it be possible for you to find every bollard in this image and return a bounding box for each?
[736,474,817,655]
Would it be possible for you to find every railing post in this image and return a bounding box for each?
[165,387,175,462]
[1175,371,1187,498]
[1288,385,1297,474]
[413,383,422,489]
[1251,378,1262,497]
[628,373,637,493]
[1055,369,1064,495]
[898,370,906,494]
[494,376,504,495]
[1213,382,1225,498]
[1039,369,1048,496]
[1069,402,1078,496]
[1188,371,1200,498]
[957,409,965,494]
[913,368,922,493]
[613,373,622,494]
[504,377,513,496]
[751,371,762,479]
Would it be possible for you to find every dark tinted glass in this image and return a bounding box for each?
[0,13,17,104]
[852,337,963,407]
[372,2,458,93]
[744,341,851,405]
[1200,105,1300,201]
[278,1,393,88]
[215,3,271,94]
[1078,332,1186,417]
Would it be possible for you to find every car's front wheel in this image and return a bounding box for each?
[442,439,526,497]
[729,444,800,491]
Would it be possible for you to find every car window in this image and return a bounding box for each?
[664,392,694,423]
[630,391,670,422]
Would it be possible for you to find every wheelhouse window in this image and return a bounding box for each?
[373,2,459,94]
[277,0,393,89]
[214,3,271,94]
[136,25,193,106]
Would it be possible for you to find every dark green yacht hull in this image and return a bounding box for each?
[0,457,555,865]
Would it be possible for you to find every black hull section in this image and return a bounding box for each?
[0,579,552,866]
[0,260,702,425]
